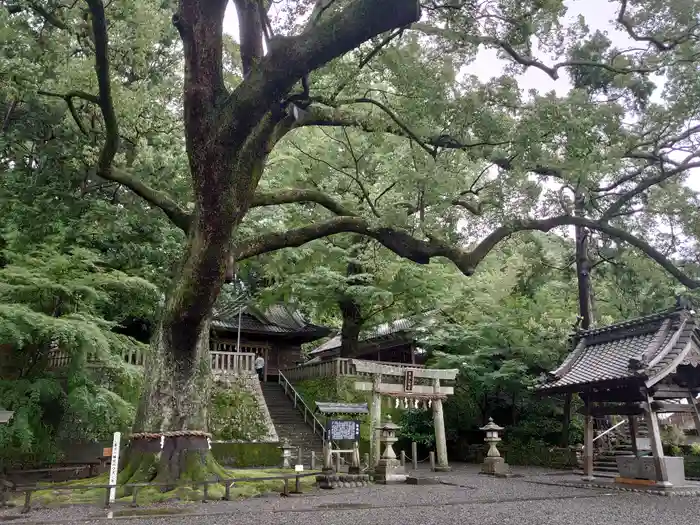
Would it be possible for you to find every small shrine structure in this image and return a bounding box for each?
[538,304,700,488]
[351,359,458,470]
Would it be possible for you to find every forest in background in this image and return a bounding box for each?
[1,0,699,467]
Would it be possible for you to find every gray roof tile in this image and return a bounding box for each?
[539,307,700,393]
[309,311,438,355]
[211,294,331,338]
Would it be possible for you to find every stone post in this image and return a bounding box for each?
[280,439,294,469]
[370,374,382,467]
[432,378,450,471]
[349,441,361,474]
[322,440,333,472]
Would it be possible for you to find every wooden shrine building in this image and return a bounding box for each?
[211,298,331,381]
[538,304,700,488]
[308,312,440,365]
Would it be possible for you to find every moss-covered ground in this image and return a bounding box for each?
[11,468,317,507]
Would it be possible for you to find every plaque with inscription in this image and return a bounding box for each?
[404,370,414,391]
[327,419,361,441]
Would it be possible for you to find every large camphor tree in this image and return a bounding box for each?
[6,0,700,482]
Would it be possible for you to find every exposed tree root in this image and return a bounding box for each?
[118,432,230,498]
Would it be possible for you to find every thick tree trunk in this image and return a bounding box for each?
[339,295,363,358]
[133,322,212,433]
[339,238,366,358]
[115,0,422,488]
[125,221,237,486]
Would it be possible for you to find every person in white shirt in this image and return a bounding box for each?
[254,353,265,381]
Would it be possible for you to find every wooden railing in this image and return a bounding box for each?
[210,351,255,375]
[47,348,255,375]
[281,357,424,383]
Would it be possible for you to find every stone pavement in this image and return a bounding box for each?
[3,464,700,525]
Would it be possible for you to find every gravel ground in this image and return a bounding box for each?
[3,465,700,525]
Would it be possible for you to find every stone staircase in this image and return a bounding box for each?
[260,382,324,466]
[582,417,650,476]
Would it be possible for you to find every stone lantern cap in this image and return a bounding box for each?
[378,415,400,432]
[479,417,503,432]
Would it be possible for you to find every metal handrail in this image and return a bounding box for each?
[277,371,326,442]
[592,419,627,443]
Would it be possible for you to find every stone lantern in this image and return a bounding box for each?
[375,415,407,484]
[479,417,510,476]
[279,438,295,469]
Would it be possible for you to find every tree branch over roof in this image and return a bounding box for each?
[235,189,700,289]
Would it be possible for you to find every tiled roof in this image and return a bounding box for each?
[310,311,437,355]
[538,307,700,394]
[211,294,331,339]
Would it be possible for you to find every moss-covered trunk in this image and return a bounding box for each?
[114,0,423,488]
[125,217,237,485]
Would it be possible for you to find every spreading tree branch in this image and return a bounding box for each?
[616,0,698,52]
[251,188,355,216]
[220,0,422,150]
[411,22,654,81]
[235,191,700,289]
[52,0,192,231]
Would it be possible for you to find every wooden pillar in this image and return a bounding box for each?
[432,378,450,471]
[582,401,594,480]
[644,393,671,486]
[687,392,700,433]
[628,416,639,457]
[370,374,382,467]
[410,345,416,365]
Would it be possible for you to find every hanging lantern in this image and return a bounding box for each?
[395,397,400,408]
[428,399,432,408]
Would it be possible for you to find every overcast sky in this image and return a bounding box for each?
[222,0,700,193]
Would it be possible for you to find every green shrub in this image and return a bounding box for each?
[209,383,268,441]
[690,443,700,456]
[503,441,578,469]
[684,455,700,478]
[211,442,281,467]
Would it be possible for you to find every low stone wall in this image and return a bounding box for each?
[213,373,278,443]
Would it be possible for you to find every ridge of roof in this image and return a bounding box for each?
[539,306,699,394]
[573,306,688,340]
[310,308,443,355]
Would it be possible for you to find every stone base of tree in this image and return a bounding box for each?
[316,472,372,489]
[118,431,228,493]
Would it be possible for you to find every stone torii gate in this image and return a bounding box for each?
[352,360,458,471]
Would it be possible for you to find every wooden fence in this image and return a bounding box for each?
[47,348,255,375]
[281,357,424,382]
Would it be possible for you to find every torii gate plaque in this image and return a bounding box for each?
[352,360,458,471]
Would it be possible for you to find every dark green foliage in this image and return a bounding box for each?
[397,409,435,448]
[211,442,282,468]
[0,245,157,466]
